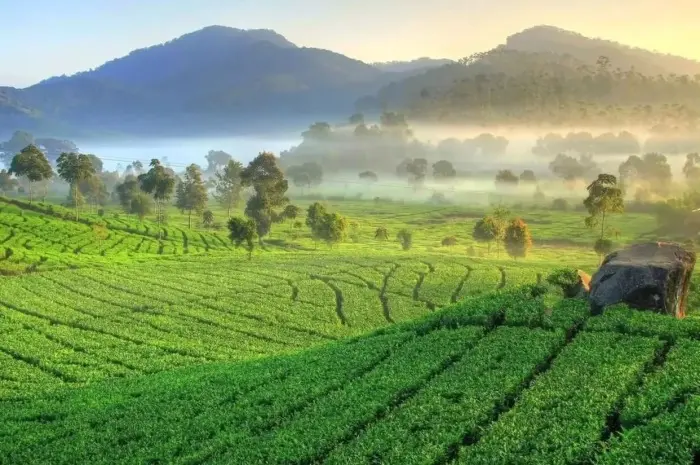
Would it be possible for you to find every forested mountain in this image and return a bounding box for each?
[361,26,700,127]
[2,26,392,136]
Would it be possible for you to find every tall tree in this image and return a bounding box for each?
[241,152,289,242]
[56,152,97,220]
[282,204,302,232]
[138,159,175,238]
[306,202,328,248]
[228,217,257,260]
[213,160,243,218]
[8,145,53,205]
[78,175,108,213]
[432,160,456,179]
[584,174,625,250]
[176,164,208,229]
[115,175,140,216]
[472,216,499,254]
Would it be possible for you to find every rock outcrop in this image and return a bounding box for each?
[589,242,696,317]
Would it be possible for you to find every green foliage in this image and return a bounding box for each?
[213,159,243,218]
[129,193,153,221]
[549,153,599,181]
[242,152,288,239]
[175,164,208,229]
[503,218,532,259]
[205,150,232,174]
[551,197,569,211]
[138,159,176,238]
[0,169,19,194]
[546,268,582,297]
[227,216,257,259]
[202,210,214,228]
[584,173,624,240]
[287,162,323,188]
[8,145,53,204]
[374,226,389,241]
[472,215,502,253]
[441,235,458,247]
[397,228,413,250]
[594,238,614,258]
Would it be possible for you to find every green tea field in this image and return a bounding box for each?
[1,196,699,464]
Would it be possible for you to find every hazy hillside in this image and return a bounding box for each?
[361,25,700,113]
[3,26,390,136]
[506,25,700,76]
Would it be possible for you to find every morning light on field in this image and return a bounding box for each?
[1,1,700,463]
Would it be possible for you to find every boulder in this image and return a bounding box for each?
[589,242,696,317]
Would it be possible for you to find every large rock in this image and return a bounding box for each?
[589,242,696,317]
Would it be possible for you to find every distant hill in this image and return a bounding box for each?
[360,25,700,113]
[505,25,700,76]
[3,26,390,136]
[372,57,454,74]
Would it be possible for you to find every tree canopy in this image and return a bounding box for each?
[8,145,53,204]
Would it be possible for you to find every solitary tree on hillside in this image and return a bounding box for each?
[584,174,624,262]
[8,145,53,205]
[241,152,289,242]
[176,164,208,229]
[504,218,533,259]
[213,159,243,218]
[228,216,257,260]
[202,210,215,228]
[138,159,176,238]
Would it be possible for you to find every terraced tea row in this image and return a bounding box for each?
[0,254,543,399]
[3,291,700,465]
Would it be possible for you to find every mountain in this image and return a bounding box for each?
[505,25,700,76]
[2,26,390,137]
[372,58,454,74]
[361,25,700,112]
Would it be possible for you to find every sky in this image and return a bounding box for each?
[1,0,699,88]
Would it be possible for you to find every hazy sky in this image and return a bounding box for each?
[2,0,698,87]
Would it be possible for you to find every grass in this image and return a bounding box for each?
[0,193,698,464]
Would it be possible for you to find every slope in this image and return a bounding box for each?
[3,289,700,465]
[4,26,386,135]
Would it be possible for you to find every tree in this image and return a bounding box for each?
[396,229,413,251]
[495,170,519,186]
[594,238,614,259]
[432,160,456,179]
[683,153,700,186]
[406,159,428,188]
[504,218,533,259]
[57,152,97,220]
[349,113,365,126]
[241,153,289,242]
[176,164,208,229]
[86,154,103,174]
[132,161,144,176]
[472,216,499,253]
[359,171,378,183]
[0,169,19,195]
[78,174,108,213]
[228,217,257,260]
[202,210,214,228]
[519,170,537,183]
[287,162,323,189]
[584,174,624,247]
[205,150,233,175]
[375,227,389,241]
[138,159,176,238]
[0,131,35,166]
[317,212,348,247]
[442,236,458,247]
[115,176,141,216]
[282,204,302,232]
[619,153,672,196]
[213,160,244,218]
[130,193,153,221]
[306,202,328,247]
[549,153,598,181]
[8,145,53,205]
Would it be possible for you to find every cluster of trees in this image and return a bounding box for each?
[532,131,641,157]
[494,169,537,187]
[305,202,348,248]
[0,131,79,166]
[280,112,510,175]
[472,207,533,259]
[408,50,700,127]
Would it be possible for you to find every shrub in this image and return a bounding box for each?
[375,227,389,241]
[396,229,413,251]
[4,248,13,260]
[441,236,458,247]
[546,268,582,297]
[97,209,105,217]
[594,238,614,258]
